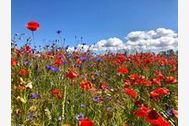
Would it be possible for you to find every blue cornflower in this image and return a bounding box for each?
[80,56,88,61]
[63,61,67,64]
[76,113,84,121]
[46,65,60,72]
[31,93,40,99]
[50,66,60,72]
[46,65,52,70]
[93,96,100,102]
[24,61,30,66]
[167,109,174,116]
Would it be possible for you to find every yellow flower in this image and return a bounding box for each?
[29,106,37,112]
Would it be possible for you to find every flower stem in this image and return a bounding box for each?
[62,85,67,123]
[32,31,35,48]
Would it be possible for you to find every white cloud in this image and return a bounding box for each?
[125,28,178,51]
[91,37,125,52]
[66,28,178,53]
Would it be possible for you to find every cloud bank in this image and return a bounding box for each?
[67,28,178,53]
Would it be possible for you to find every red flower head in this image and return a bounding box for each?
[115,54,126,64]
[51,89,61,95]
[26,21,40,31]
[118,67,129,74]
[79,118,94,126]
[76,58,82,65]
[142,79,152,87]
[54,59,63,66]
[146,110,170,126]
[19,69,29,75]
[124,87,138,99]
[166,76,177,84]
[147,110,159,120]
[150,88,170,99]
[134,105,150,118]
[154,70,164,80]
[24,45,31,54]
[80,81,94,91]
[51,89,63,99]
[129,74,139,81]
[66,71,78,79]
[11,57,16,66]
[152,78,161,86]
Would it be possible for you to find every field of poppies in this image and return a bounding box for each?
[11,22,178,126]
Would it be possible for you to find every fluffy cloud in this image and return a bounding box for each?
[125,28,178,51]
[91,37,125,52]
[67,28,178,53]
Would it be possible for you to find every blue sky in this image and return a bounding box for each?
[12,0,178,47]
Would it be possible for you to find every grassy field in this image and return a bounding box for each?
[11,45,178,126]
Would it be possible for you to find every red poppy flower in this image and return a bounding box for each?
[118,67,129,74]
[76,58,82,65]
[144,58,151,64]
[152,78,161,86]
[115,54,126,64]
[150,88,170,98]
[80,81,93,91]
[25,45,31,52]
[166,76,177,84]
[66,71,78,79]
[147,110,159,120]
[154,70,164,80]
[129,74,139,81]
[79,118,94,126]
[51,89,63,99]
[47,51,53,57]
[124,87,138,99]
[134,105,150,117]
[54,59,63,66]
[19,69,29,75]
[142,79,152,87]
[11,58,16,66]
[51,89,61,95]
[146,110,170,126]
[26,21,40,31]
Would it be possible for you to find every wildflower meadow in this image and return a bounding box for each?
[11,21,178,126]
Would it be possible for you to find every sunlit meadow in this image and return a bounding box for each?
[11,21,178,126]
